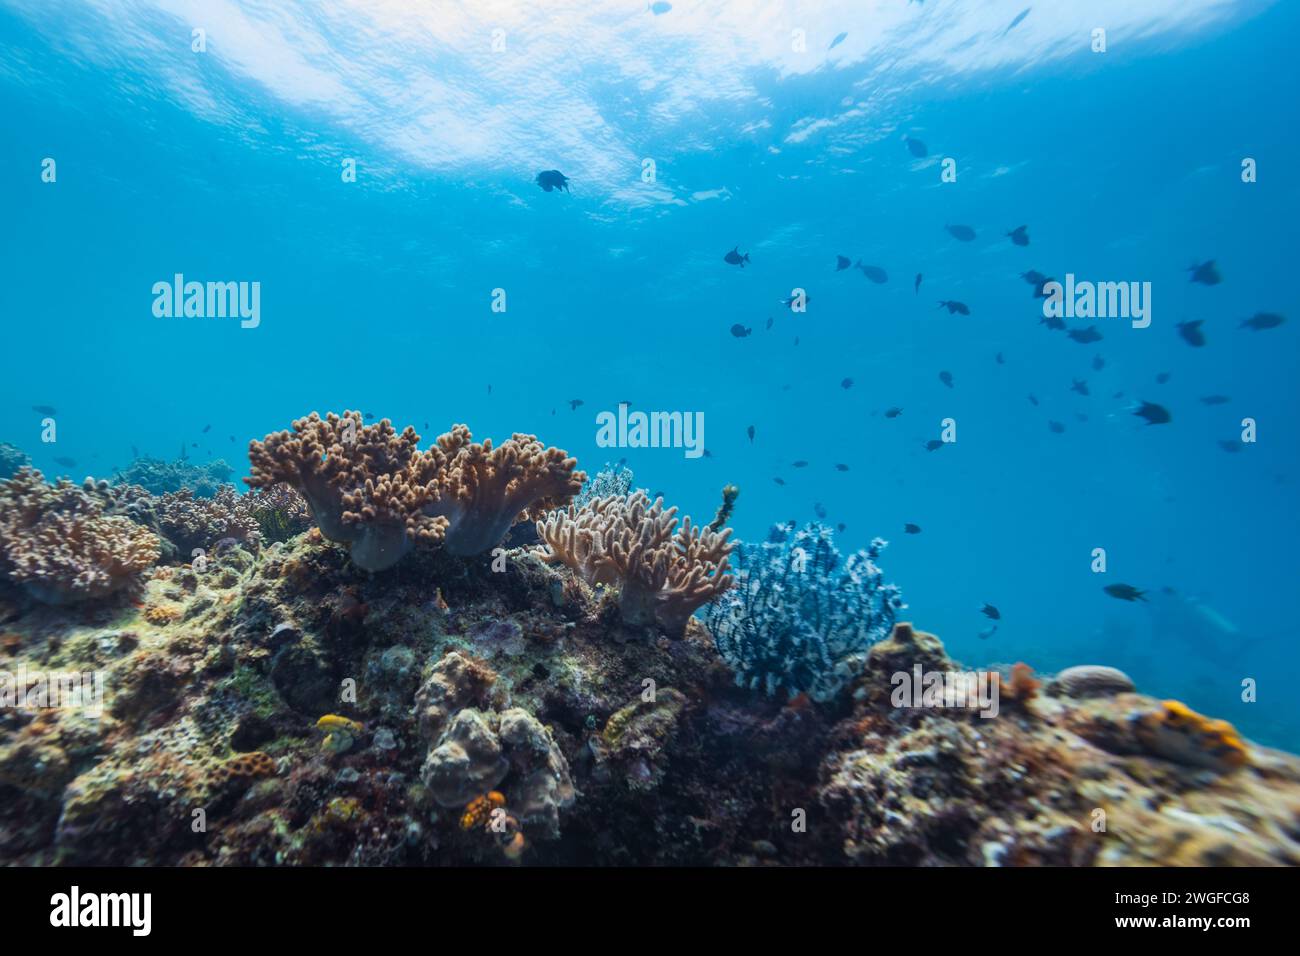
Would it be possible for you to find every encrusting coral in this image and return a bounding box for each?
[247,412,583,571]
[536,491,734,635]
[0,467,160,604]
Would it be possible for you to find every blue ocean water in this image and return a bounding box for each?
[2,1,1296,747]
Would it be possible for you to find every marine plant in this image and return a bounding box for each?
[704,522,904,701]
[0,467,161,604]
[246,411,583,571]
[536,490,734,635]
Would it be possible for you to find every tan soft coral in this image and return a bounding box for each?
[0,468,160,604]
[537,491,734,635]
[247,413,584,570]
[246,411,449,571]
[429,426,586,556]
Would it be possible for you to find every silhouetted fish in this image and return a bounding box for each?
[730,324,752,338]
[998,7,1031,38]
[925,439,944,451]
[855,262,888,283]
[1040,314,1066,331]
[1048,421,1065,434]
[202,424,211,433]
[904,523,921,534]
[364,412,375,420]
[904,136,927,157]
[747,425,755,443]
[828,31,847,50]
[1006,225,1029,246]
[1155,372,1170,384]
[1188,260,1220,285]
[765,316,773,330]
[938,300,970,315]
[1200,395,1230,405]
[1067,327,1102,344]
[1104,583,1147,602]
[945,224,976,242]
[1070,379,1089,396]
[568,399,584,410]
[1092,354,1105,370]
[1134,401,1171,425]
[939,370,953,388]
[792,460,809,468]
[773,477,786,486]
[885,406,902,418]
[914,273,922,294]
[535,169,570,193]
[1028,394,1039,406]
[834,463,849,472]
[814,502,827,519]
[32,405,56,416]
[1218,440,1242,453]
[995,352,1005,365]
[981,603,1001,620]
[1240,312,1285,331]
[1176,320,1206,346]
[724,246,750,268]
[836,255,851,271]
[841,378,853,389]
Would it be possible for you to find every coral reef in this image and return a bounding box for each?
[1046,664,1136,699]
[705,522,903,700]
[537,491,734,635]
[0,468,160,604]
[115,456,234,498]
[573,462,635,508]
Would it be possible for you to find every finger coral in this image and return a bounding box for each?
[536,491,734,635]
[247,413,584,570]
[705,522,904,700]
[246,411,449,572]
[0,468,161,604]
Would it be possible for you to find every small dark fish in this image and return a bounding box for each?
[1021,270,1047,285]
[52,456,76,467]
[191,442,198,448]
[1028,394,1039,406]
[747,425,755,443]
[535,169,570,193]
[836,523,846,533]
[939,370,953,388]
[364,412,375,420]
[1134,401,1171,425]
[1218,440,1242,453]
[773,477,786,486]
[723,246,750,268]
[836,255,851,272]
[904,523,921,534]
[1092,354,1105,371]
[841,378,853,390]
[703,449,713,458]
[980,603,1001,620]
[834,463,849,472]
[914,273,922,294]
[937,300,970,315]
[488,384,493,394]
[828,31,847,50]
[855,261,888,283]
[995,352,1005,365]
[945,224,976,242]
[813,502,828,519]
[1067,326,1102,344]
[201,424,211,434]
[1006,225,1029,246]
[649,1,672,14]
[568,399,584,410]
[32,405,57,416]
[792,460,809,469]
[998,7,1031,38]
[730,323,752,338]
[1040,314,1066,331]
[1176,320,1206,347]
[884,406,903,418]
[765,316,773,330]
[925,439,944,451]
[1048,421,1065,434]
[1104,583,1147,602]
[1240,312,1285,331]
[794,336,800,346]
[904,136,927,158]
[1188,260,1220,285]
[1155,372,1170,385]
[229,436,235,442]
[1071,379,1089,396]
[1200,395,1230,405]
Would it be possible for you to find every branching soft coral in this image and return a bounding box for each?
[429,426,586,556]
[536,491,734,635]
[247,412,584,570]
[246,411,448,571]
[0,468,160,604]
